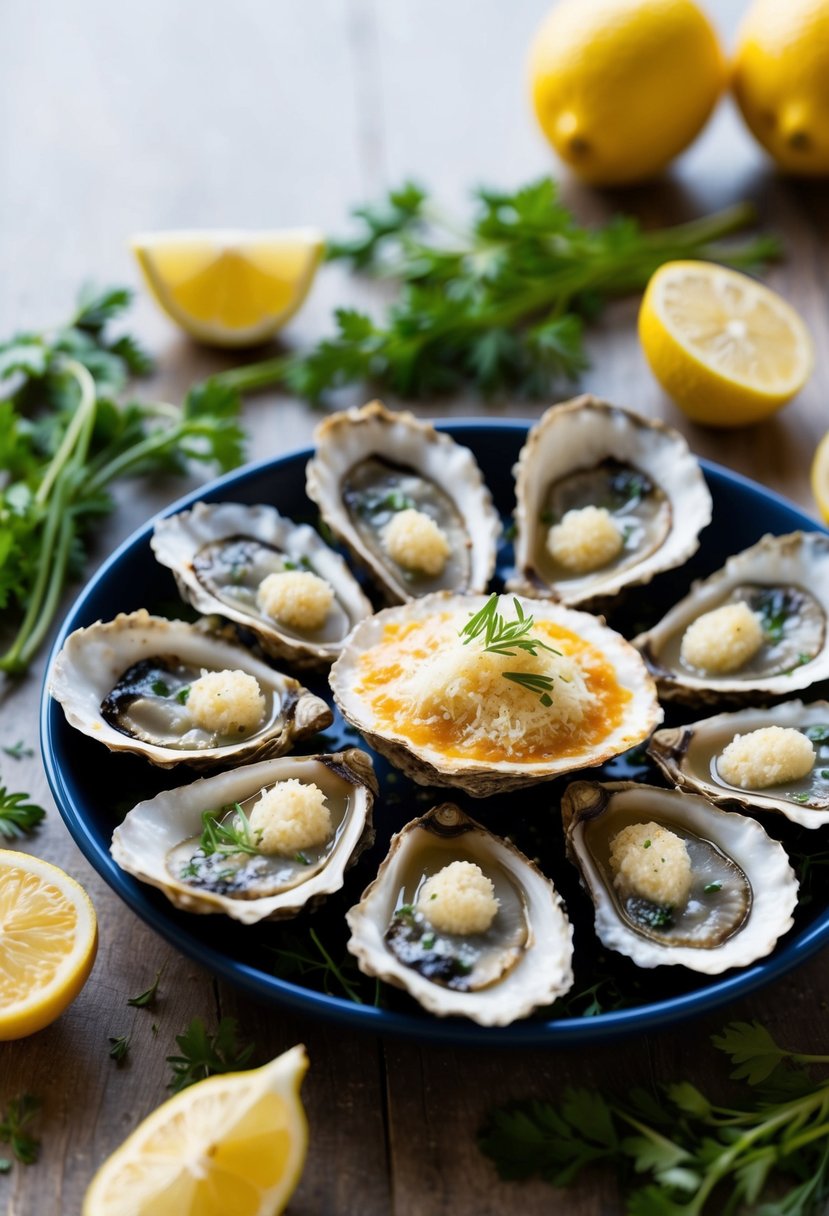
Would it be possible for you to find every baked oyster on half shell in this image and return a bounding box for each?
[649,700,829,828]
[305,400,500,603]
[346,803,574,1025]
[329,592,661,796]
[634,532,829,706]
[510,396,712,605]
[111,750,376,924]
[562,781,797,974]
[49,610,332,769]
[151,502,373,668]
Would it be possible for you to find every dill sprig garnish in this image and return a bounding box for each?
[459,594,561,706]
[197,803,261,860]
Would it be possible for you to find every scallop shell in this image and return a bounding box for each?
[151,502,373,668]
[49,610,332,769]
[562,780,798,974]
[305,400,500,603]
[329,592,662,797]
[649,700,829,828]
[510,396,712,605]
[634,532,829,705]
[111,750,376,923]
[346,802,574,1025]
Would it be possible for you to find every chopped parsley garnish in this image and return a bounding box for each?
[2,740,33,761]
[643,839,652,849]
[609,468,651,507]
[704,881,722,893]
[397,904,416,919]
[460,594,561,707]
[805,725,829,743]
[0,784,46,840]
[175,686,190,705]
[127,969,163,1008]
[791,793,812,804]
[0,1095,41,1165]
[821,770,829,779]
[295,851,311,866]
[752,587,793,643]
[358,487,417,517]
[422,934,436,950]
[108,1034,131,1063]
[151,679,170,697]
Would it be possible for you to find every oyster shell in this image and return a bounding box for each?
[329,592,662,797]
[111,750,376,923]
[49,609,332,769]
[635,532,829,705]
[649,700,829,828]
[510,396,712,604]
[151,502,373,668]
[562,780,798,973]
[346,802,574,1025]
[305,400,500,603]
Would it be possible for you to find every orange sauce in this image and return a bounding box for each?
[355,616,632,765]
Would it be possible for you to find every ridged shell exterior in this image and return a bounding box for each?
[111,750,377,923]
[634,532,829,706]
[329,592,662,797]
[305,400,500,603]
[346,802,574,1025]
[649,700,829,828]
[150,502,373,668]
[510,396,712,604]
[49,609,332,769]
[562,780,798,974]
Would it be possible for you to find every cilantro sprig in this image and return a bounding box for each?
[460,594,560,707]
[480,1021,829,1215]
[166,1017,255,1094]
[0,285,246,675]
[0,783,45,840]
[213,179,779,405]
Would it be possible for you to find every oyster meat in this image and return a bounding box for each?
[510,396,712,605]
[305,401,500,603]
[151,502,373,668]
[49,610,332,769]
[635,532,829,705]
[111,750,376,923]
[330,591,661,796]
[650,700,829,828]
[562,781,798,973]
[346,802,574,1024]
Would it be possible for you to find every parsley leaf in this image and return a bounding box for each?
[108,1034,131,1064]
[0,784,45,840]
[480,1021,829,1215]
[127,969,163,1009]
[0,1095,41,1165]
[166,1017,255,1094]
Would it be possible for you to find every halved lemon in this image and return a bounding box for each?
[811,431,829,523]
[639,260,814,427]
[132,229,324,348]
[83,1046,309,1216]
[0,850,98,1040]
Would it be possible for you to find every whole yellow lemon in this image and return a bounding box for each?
[528,0,725,186]
[733,0,829,175]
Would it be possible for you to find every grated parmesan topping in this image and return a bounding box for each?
[393,633,593,755]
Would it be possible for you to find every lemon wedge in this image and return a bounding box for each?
[83,1045,309,1216]
[639,261,813,427]
[811,431,829,523]
[132,229,324,347]
[0,850,98,1040]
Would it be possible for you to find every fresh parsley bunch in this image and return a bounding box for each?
[0,285,246,674]
[217,178,780,405]
[480,1021,829,1215]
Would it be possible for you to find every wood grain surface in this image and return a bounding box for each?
[2,1,829,1213]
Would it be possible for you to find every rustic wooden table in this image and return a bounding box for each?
[2,0,829,1212]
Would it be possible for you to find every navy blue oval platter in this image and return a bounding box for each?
[41,420,829,1046]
